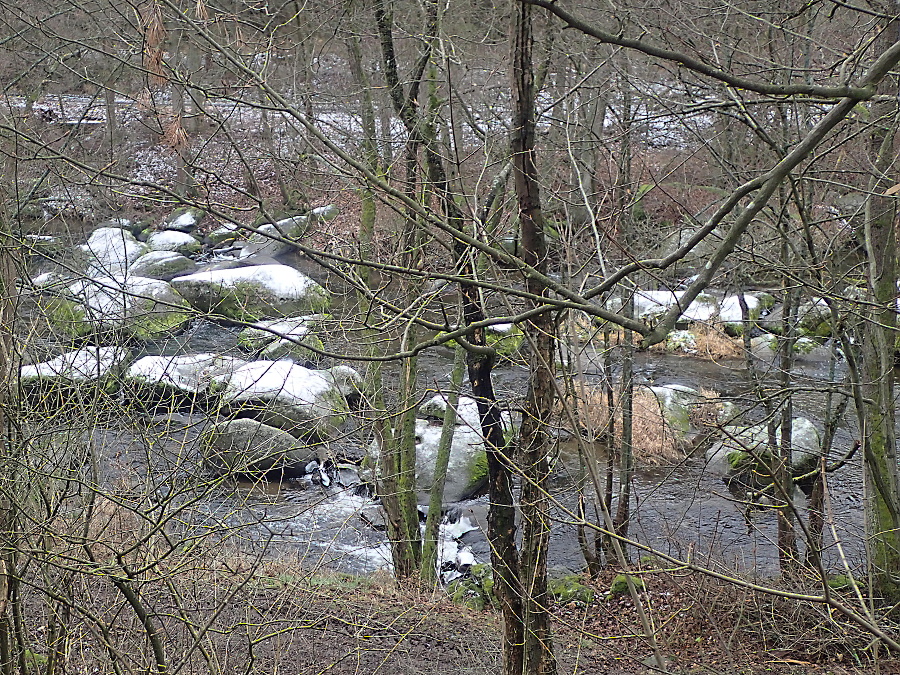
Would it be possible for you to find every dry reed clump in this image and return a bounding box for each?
[689,323,745,359]
[564,315,744,361]
[556,384,725,465]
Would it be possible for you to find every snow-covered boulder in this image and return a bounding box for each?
[236,315,325,360]
[648,384,703,437]
[146,231,202,255]
[323,365,363,406]
[706,417,822,478]
[170,264,330,321]
[123,353,248,402]
[716,292,776,336]
[162,207,205,233]
[665,329,697,354]
[240,216,309,258]
[81,227,148,276]
[129,251,197,281]
[366,418,489,503]
[20,346,131,393]
[201,418,319,474]
[206,222,242,246]
[43,275,192,339]
[210,360,349,439]
[632,289,719,324]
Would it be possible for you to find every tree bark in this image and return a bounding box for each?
[512,1,556,673]
[862,0,900,602]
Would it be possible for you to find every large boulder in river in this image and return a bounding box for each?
[129,251,198,281]
[123,353,248,404]
[43,275,192,339]
[706,417,822,482]
[201,418,320,475]
[366,418,489,504]
[162,206,205,233]
[170,264,330,321]
[210,360,349,439]
[81,227,148,276]
[20,346,131,397]
[632,289,719,324]
[146,231,202,255]
[236,315,325,361]
[239,205,338,258]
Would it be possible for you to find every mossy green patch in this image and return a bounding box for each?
[609,573,644,596]
[448,564,497,611]
[549,575,595,604]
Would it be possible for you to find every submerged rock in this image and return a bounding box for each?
[20,346,131,393]
[81,227,148,276]
[201,418,321,474]
[170,264,330,321]
[43,275,192,339]
[210,360,349,439]
[129,251,198,281]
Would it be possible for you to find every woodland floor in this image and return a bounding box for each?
[63,564,894,675]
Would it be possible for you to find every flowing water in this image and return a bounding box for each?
[23,244,870,580]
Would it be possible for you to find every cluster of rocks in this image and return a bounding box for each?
[31,206,336,340]
[23,206,367,476]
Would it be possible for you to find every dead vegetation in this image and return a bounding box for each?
[555,384,723,466]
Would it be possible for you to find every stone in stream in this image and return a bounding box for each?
[706,417,822,489]
[201,418,321,475]
[632,289,720,324]
[81,227,148,276]
[717,292,776,336]
[236,315,326,361]
[42,275,193,340]
[209,360,349,439]
[122,353,248,405]
[146,230,202,256]
[365,416,496,504]
[238,205,338,259]
[129,251,198,281]
[162,206,205,233]
[20,346,132,397]
[170,264,330,322]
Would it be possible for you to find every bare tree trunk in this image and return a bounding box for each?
[862,3,900,601]
[512,2,556,672]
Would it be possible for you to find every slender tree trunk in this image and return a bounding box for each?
[861,1,900,601]
[512,2,556,672]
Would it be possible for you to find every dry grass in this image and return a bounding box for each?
[563,313,745,361]
[556,383,724,465]
[688,323,745,359]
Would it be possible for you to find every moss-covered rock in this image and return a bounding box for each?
[237,315,326,361]
[209,360,348,439]
[170,264,330,322]
[549,575,595,604]
[447,564,497,611]
[163,206,206,232]
[436,322,525,357]
[201,418,319,475]
[42,276,192,340]
[609,574,644,596]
